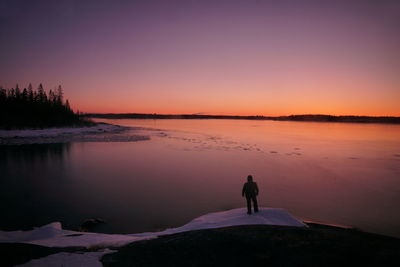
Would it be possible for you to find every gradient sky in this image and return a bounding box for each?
[1,0,399,116]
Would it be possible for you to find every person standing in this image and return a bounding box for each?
[242,175,259,214]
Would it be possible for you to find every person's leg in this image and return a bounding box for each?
[246,197,252,214]
[253,196,259,212]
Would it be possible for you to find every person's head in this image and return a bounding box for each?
[247,175,253,182]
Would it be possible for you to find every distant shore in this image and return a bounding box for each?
[85,113,400,124]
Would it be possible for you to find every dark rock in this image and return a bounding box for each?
[101,224,400,267]
[79,218,106,232]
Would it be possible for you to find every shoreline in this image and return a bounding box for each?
[0,122,150,145]
[86,113,400,124]
[1,208,399,266]
[2,222,399,267]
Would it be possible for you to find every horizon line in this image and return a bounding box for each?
[82,112,400,118]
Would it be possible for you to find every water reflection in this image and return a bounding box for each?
[0,143,70,231]
[1,120,400,238]
[0,143,70,166]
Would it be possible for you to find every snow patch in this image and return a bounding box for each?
[164,208,306,233]
[131,208,306,238]
[0,123,149,144]
[0,123,125,138]
[0,222,63,243]
[0,208,305,249]
[16,249,114,267]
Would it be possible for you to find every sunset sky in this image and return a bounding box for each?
[1,0,399,116]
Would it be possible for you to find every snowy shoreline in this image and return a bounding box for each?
[2,208,398,267]
[0,208,306,248]
[0,123,150,145]
[1,208,305,266]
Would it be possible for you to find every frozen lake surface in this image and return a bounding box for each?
[1,119,399,237]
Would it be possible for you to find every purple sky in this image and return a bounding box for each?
[1,0,399,115]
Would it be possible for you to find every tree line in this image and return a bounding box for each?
[87,113,400,124]
[0,83,90,129]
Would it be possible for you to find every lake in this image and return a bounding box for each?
[1,119,399,237]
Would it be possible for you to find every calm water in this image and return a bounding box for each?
[1,119,400,237]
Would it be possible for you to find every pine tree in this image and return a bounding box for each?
[28,83,34,102]
[57,85,63,105]
[49,89,55,105]
[65,99,71,111]
[15,84,21,99]
[37,83,45,103]
[0,86,5,103]
[22,88,28,101]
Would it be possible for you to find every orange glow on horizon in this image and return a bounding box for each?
[70,81,400,117]
[2,1,399,118]
[73,100,400,117]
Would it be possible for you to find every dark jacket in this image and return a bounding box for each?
[242,181,259,197]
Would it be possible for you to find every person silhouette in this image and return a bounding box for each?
[242,175,259,214]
